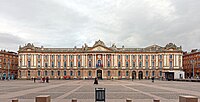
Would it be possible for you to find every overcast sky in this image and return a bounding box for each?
[0,0,200,52]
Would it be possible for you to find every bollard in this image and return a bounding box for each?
[126,98,132,102]
[179,95,198,102]
[35,95,51,102]
[153,99,160,102]
[12,99,18,102]
[72,98,77,102]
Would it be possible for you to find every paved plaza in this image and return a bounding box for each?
[0,80,199,102]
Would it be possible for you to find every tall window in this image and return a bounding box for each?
[78,71,80,76]
[132,62,135,68]
[118,55,121,59]
[38,70,40,76]
[107,61,110,67]
[118,61,121,68]
[64,61,67,68]
[78,61,81,68]
[145,61,148,68]
[64,71,67,76]
[58,55,61,59]
[159,61,162,68]
[51,71,54,76]
[38,55,40,59]
[126,71,129,76]
[139,55,142,59]
[70,62,73,67]
[70,55,73,60]
[45,71,48,76]
[118,71,121,76]
[45,63,48,68]
[70,71,73,76]
[146,55,148,59]
[88,71,92,76]
[152,61,155,68]
[152,55,155,59]
[38,61,40,68]
[28,61,31,68]
[78,55,81,59]
[132,55,135,59]
[152,71,155,76]
[28,71,30,76]
[159,71,162,76]
[126,61,129,67]
[52,62,54,68]
[139,62,142,68]
[170,61,173,68]
[58,62,61,68]
[126,55,129,59]
[64,55,67,60]
[52,55,54,59]
[108,71,110,76]
[169,54,173,59]
[146,71,148,76]
[89,61,92,67]
[159,55,162,59]
[58,71,60,76]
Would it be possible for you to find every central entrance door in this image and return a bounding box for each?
[97,70,102,79]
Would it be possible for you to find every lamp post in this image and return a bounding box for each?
[191,60,195,78]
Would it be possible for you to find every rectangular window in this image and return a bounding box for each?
[88,71,92,76]
[64,71,67,76]
[70,62,73,67]
[126,61,129,67]
[58,55,61,59]
[126,55,129,59]
[78,71,80,76]
[78,61,81,68]
[45,63,48,68]
[159,71,162,76]
[38,71,40,76]
[126,71,129,76]
[107,61,110,67]
[146,55,148,59]
[64,55,67,60]
[78,55,81,59]
[52,62,54,68]
[170,61,173,68]
[89,61,92,67]
[108,71,110,76]
[51,71,54,76]
[58,71,60,76]
[45,71,48,76]
[159,55,162,59]
[169,54,173,59]
[58,62,60,68]
[28,61,31,68]
[152,55,155,59]
[108,55,111,59]
[38,61,40,68]
[38,55,40,59]
[159,61,162,68]
[145,61,148,68]
[118,61,121,67]
[118,55,121,59]
[132,62,135,68]
[139,55,142,59]
[139,62,142,68]
[70,71,73,76]
[132,55,135,59]
[64,62,67,68]
[152,61,155,67]
[52,55,54,59]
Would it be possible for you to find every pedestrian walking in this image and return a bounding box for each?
[94,77,98,85]
[33,77,36,83]
[46,77,49,83]
[152,77,154,83]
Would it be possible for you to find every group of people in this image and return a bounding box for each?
[33,77,49,83]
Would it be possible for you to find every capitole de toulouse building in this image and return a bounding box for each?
[18,40,183,80]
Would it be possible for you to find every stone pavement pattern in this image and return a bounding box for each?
[0,80,199,102]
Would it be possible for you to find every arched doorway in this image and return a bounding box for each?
[97,70,102,79]
[139,71,143,80]
[132,71,136,79]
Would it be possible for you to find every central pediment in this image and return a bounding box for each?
[89,45,112,52]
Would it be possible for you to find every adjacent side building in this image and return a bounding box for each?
[18,40,183,80]
[0,50,18,80]
[183,49,200,78]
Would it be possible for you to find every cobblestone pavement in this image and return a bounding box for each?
[0,80,199,102]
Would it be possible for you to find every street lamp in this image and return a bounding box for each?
[191,60,195,78]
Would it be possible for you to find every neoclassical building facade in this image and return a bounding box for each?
[18,40,183,80]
